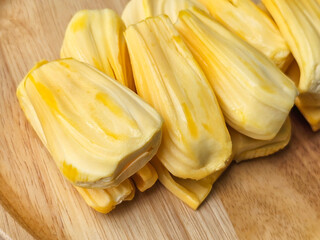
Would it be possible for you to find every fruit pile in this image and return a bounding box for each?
[17,0,320,213]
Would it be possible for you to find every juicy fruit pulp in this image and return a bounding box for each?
[61,9,135,90]
[198,0,292,70]
[125,15,232,180]
[263,0,320,131]
[175,8,297,140]
[17,59,163,188]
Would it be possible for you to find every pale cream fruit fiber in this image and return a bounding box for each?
[121,0,208,27]
[263,0,320,131]
[230,118,292,162]
[197,0,292,71]
[16,59,163,189]
[125,15,232,180]
[61,9,135,90]
[175,8,297,140]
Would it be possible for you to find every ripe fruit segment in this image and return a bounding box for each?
[263,0,320,131]
[175,8,297,140]
[125,15,232,181]
[61,9,135,90]
[197,0,292,70]
[121,0,208,27]
[16,59,163,188]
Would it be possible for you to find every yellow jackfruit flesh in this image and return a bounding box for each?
[152,157,229,210]
[75,179,135,214]
[263,0,320,132]
[197,0,292,71]
[256,1,270,14]
[61,9,160,192]
[121,0,207,27]
[125,15,232,180]
[61,9,135,90]
[175,8,297,140]
[151,117,291,209]
[75,163,157,213]
[230,118,292,162]
[152,119,292,209]
[287,61,320,131]
[131,163,158,192]
[286,61,300,87]
[16,59,163,188]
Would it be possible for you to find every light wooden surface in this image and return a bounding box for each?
[0,0,319,239]
[0,204,33,240]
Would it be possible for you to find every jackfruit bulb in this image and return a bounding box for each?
[175,8,297,140]
[197,0,292,70]
[230,118,292,162]
[122,0,208,26]
[75,179,135,214]
[125,15,232,181]
[263,0,320,131]
[61,9,135,90]
[16,59,163,188]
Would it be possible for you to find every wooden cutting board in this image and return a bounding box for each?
[0,0,319,239]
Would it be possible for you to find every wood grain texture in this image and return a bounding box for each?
[216,109,320,240]
[0,0,319,239]
[0,204,33,240]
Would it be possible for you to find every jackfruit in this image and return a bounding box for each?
[256,1,270,14]
[125,15,232,180]
[151,118,291,209]
[263,0,320,131]
[175,8,297,140]
[197,0,292,70]
[121,0,207,27]
[61,9,161,190]
[73,159,156,214]
[152,157,229,210]
[16,59,163,188]
[131,162,158,192]
[75,179,135,214]
[61,9,135,90]
[152,118,292,209]
[230,118,292,162]
[287,61,320,131]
